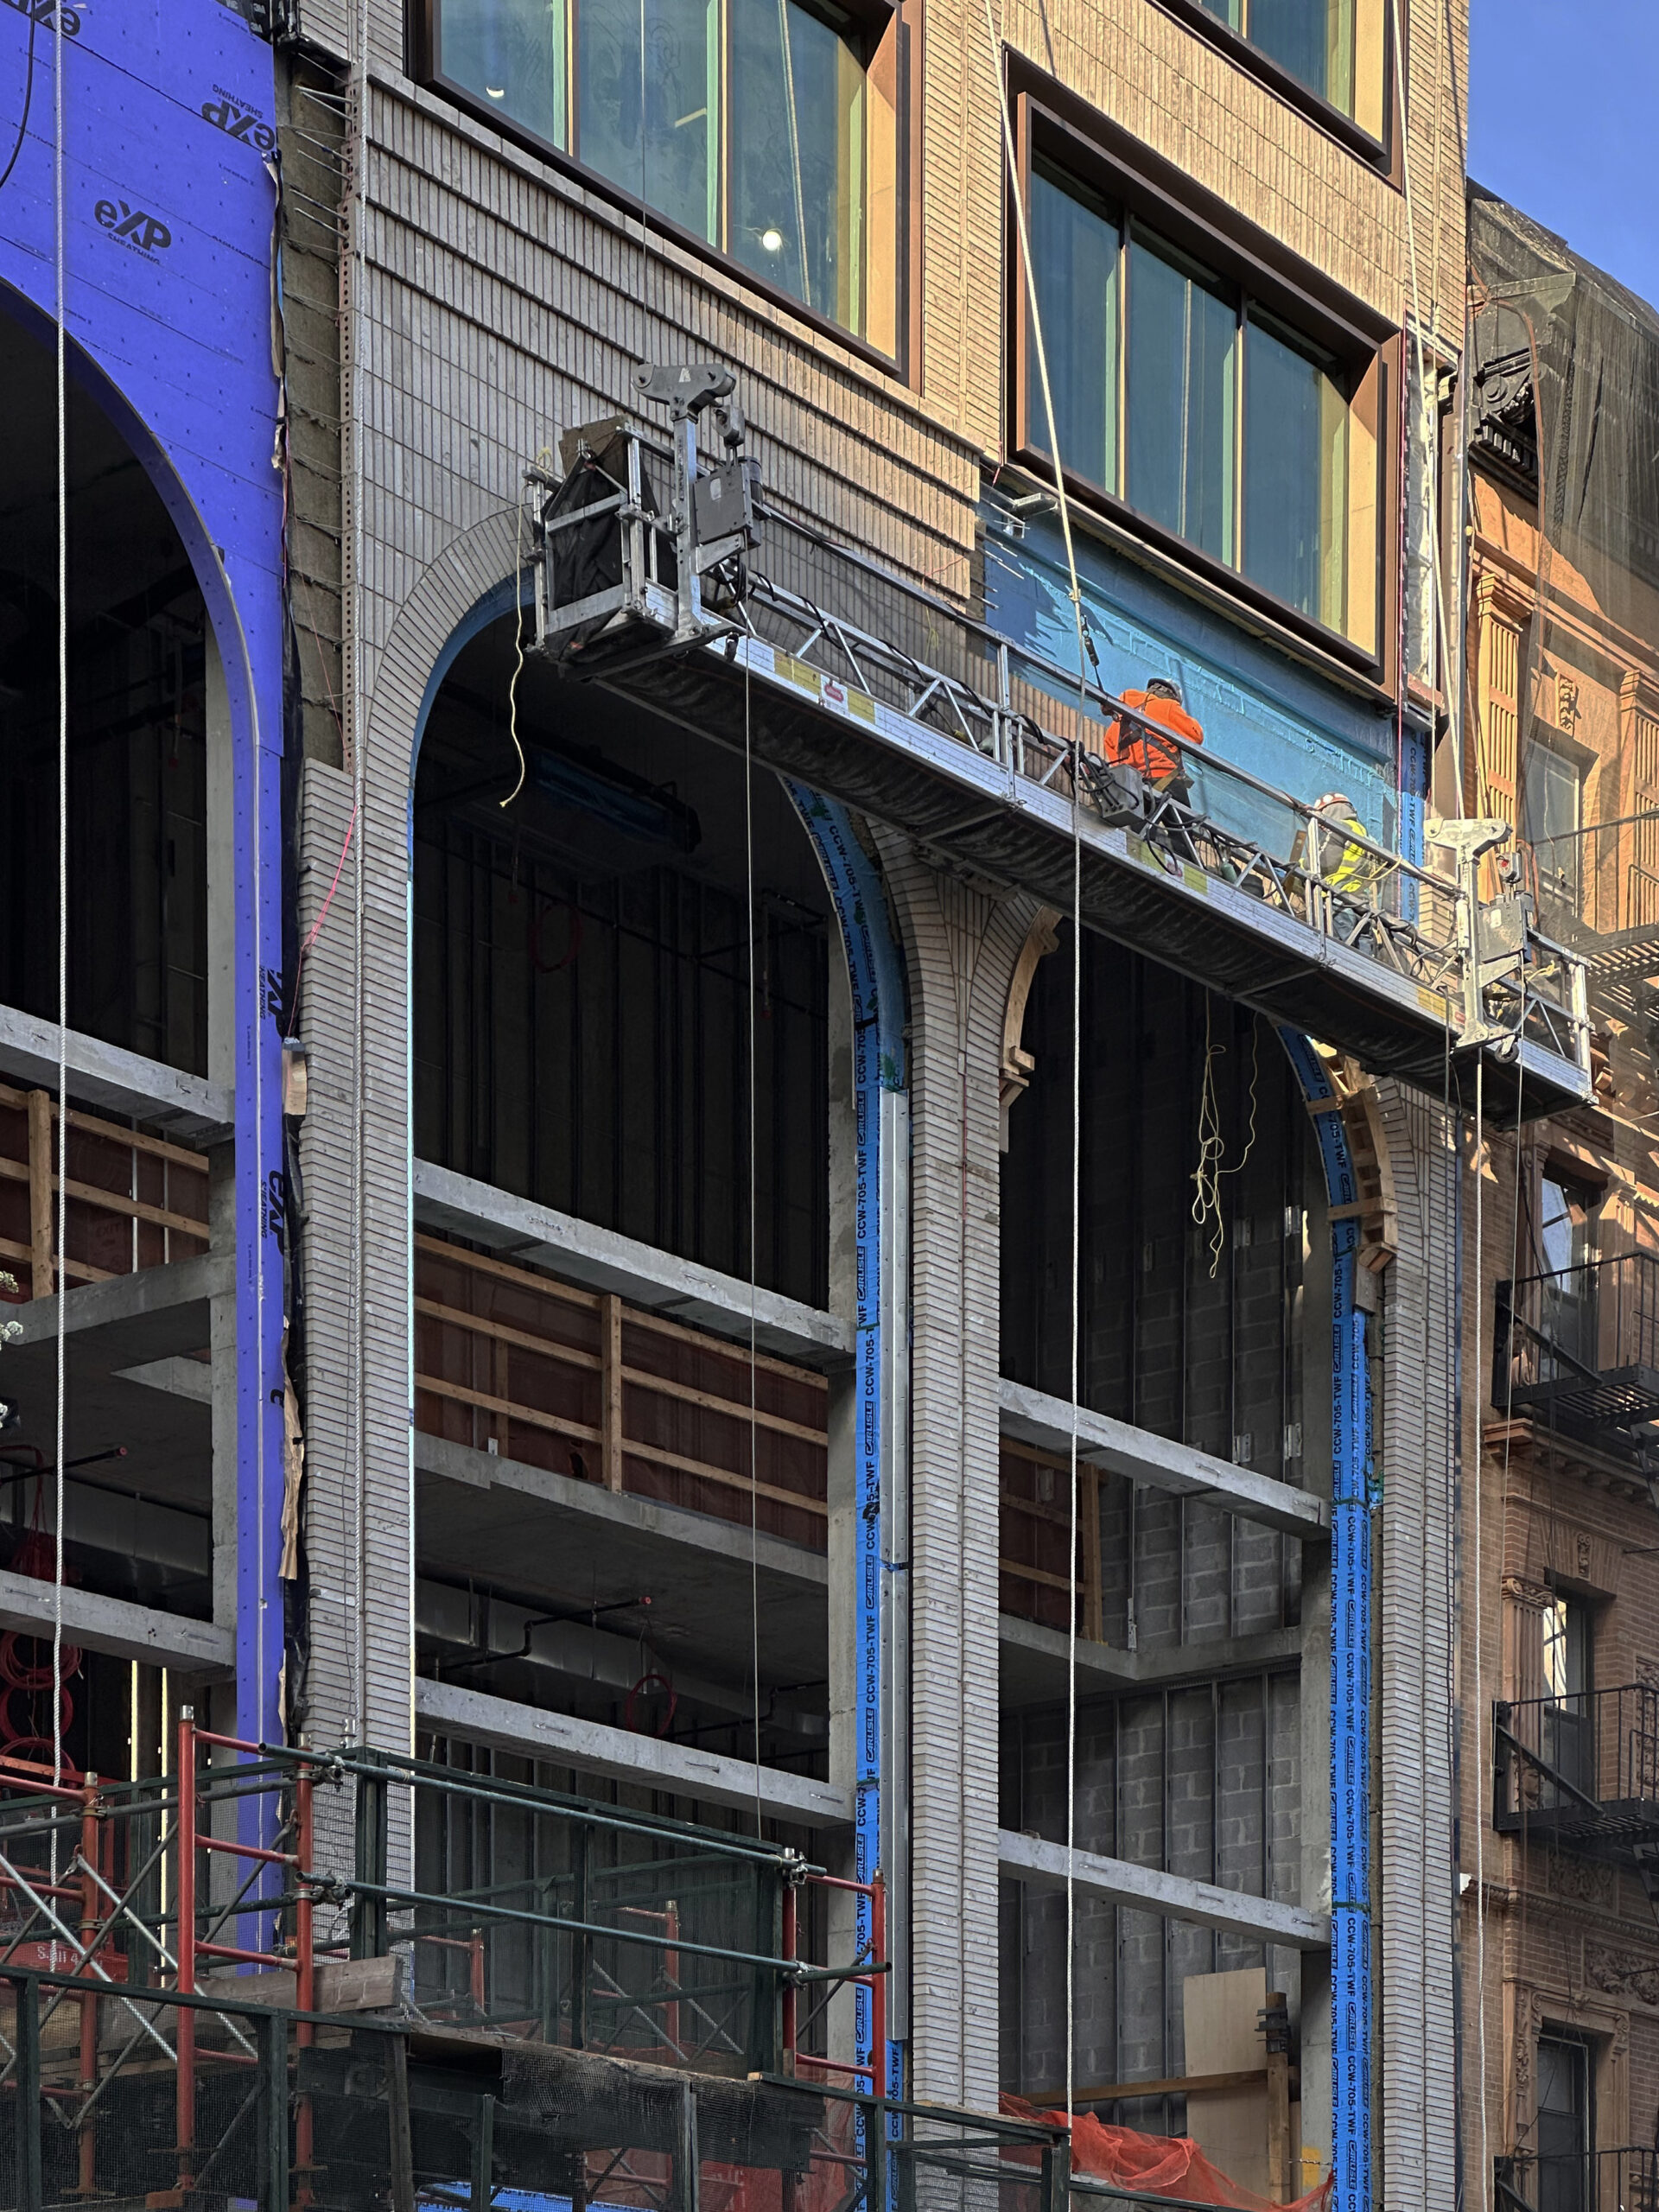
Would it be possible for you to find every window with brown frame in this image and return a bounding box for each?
[420,0,900,354]
[1015,118,1386,659]
[1163,0,1389,149]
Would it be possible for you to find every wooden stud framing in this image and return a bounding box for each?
[601,1293,624,1493]
[25,1093,52,1299]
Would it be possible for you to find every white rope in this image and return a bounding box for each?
[745,657,763,1840]
[1065,741,1081,2129]
[1471,1053,1488,2193]
[52,0,68,1802]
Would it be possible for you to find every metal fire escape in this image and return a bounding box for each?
[524,363,1592,1126]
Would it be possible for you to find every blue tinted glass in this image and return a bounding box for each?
[1126,237,1235,563]
[578,0,716,240]
[729,0,849,319]
[1250,0,1328,99]
[1243,316,1327,615]
[1027,165,1117,492]
[439,0,566,149]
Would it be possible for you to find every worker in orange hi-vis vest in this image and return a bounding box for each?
[1102,675,1204,797]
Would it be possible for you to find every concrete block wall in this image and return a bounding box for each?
[1001,1669,1302,2091]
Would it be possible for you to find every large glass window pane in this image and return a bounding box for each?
[438,0,568,149]
[1126,235,1235,564]
[730,0,860,324]
[1250,0,1355,111]
[1243,312,1345,624]
[1523,742,1582,909]
[577,0,718,239]
[1027,162,1118,493]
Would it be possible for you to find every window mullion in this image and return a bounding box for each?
[1233,294,1246,572]
[1116,217,1128,502]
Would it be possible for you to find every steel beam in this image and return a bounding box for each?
[413,1162,852,1369]
[997,1829,1329,1950]
[0,1572,233,1675]
[414,1678,852,1827]
[997,1378,1327,1538]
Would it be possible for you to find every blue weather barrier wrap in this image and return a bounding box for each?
[0,1,287,1755]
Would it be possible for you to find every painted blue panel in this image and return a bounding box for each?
[984,514,1404,859]
[0,1,287,1773]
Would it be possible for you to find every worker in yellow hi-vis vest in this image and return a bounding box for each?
[1302,791,1387,927]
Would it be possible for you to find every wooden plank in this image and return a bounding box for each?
[997,1558,1080,1595]
[416,1228,829,1391]
[415,1231,602,1312]
[414,1296,602,1372]
[620,1363,827,1446]
[1184,1968,1270,2202]
[624,1300,830,1390]
[623,1438,828,1518]
[26,1091,52,1297]
[0,1083,210,1172]
[602,1293,623,1493]
[0,1157,207,1239]
[416,1296,827,1447]
[414,1372,603,1446]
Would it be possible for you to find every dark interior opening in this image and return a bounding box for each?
[0,303,209,1075]
[413,615,832,1307]
[1001,925,1311,1483]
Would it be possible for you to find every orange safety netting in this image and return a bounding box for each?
[1000,2095,1333,2212]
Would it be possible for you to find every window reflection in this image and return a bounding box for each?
[440,0,567,148]
[1023,160,1366,643]
[1243,312,1346,626]
[578,0,717,241]
[1198,0,1374,131]
[1027,162,1118,493]
[1128,235,1235,565]
[430,0,897,347]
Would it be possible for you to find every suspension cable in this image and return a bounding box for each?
[52,0,68,1805]
[745,656,763,1840]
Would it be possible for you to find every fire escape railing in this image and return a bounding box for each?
[1494,1254,1659,1466]
[1495,2144,1659,2212]
[1493,1681,1659,1897]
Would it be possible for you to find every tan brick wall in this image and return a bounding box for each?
[313,0,1468,652]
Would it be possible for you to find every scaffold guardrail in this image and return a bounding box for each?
[525,400,1591,1107]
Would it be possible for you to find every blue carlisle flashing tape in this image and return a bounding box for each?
[1276,1028,1373,2212]
[785,785,905,2129]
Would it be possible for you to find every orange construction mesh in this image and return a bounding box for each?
[1001,2095,1333,2212]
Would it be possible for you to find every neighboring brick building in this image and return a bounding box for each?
[1465,185,1659,2212]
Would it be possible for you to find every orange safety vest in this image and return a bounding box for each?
[1102,690,1205,784]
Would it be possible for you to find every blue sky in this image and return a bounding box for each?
[1468,0,1659,312]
